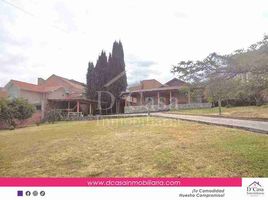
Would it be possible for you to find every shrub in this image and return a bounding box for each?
[45,110,63,124]
[0,98,35,129]
[225,104,233,108]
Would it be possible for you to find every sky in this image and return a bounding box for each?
[0,0,268,87]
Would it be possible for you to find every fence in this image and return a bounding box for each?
[124,103,212,114]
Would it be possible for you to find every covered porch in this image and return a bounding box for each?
[47,98,98,118]
[121,86,209,113]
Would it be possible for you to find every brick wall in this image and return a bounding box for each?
[0,111,42,129]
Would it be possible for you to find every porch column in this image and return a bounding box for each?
[41,100,45,119]
[140,92,143,105]
[188,88,191,104]
[116,100,120,114]
[68,101,70,110]
[169,91,172,104]
[77,101,80,112]
[89,103,92,114]
[157,92,160,105]
[125,97,127,107]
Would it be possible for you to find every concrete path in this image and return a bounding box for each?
[151,112,268,134]
[97,113,147,119]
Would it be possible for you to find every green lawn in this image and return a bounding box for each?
[170,105,268,120]
[0,117,267,177]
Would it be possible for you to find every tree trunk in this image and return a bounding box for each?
[254,96,263,106]
[218,99,222,116]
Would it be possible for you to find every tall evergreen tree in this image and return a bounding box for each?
[86,41,128,113]
[108,41,127,98]
[94,51,111,104]
[94,51,108,90]
[86,62,95,99]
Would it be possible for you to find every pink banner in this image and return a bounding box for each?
[0,178,241,187]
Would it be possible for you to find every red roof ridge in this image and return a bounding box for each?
[48,74,85,90]
[141,78,161,82]
[7,75,85,93]
[11,79,38,86]
[10,80,43,92]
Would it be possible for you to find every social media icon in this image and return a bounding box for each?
[40,191,45,196]
[17,190,23,197]
[33,191,38,196]
[26,191,31,196]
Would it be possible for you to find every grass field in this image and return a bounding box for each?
[0,117,267,177]
[170,105,268,120]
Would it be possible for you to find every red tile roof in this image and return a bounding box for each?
[123,86,184,94]
[128,78,188,92]
[140,79,163,89]
[10,80,44,92]
[125,78,189,94]
[128,79,163,92]
[9,75,85,94]
[164,78,188,87]
[44,74,85,91]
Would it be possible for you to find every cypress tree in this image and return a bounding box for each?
[108,41,127,98]
[86,62,95,99]
[94,51,111,104]
[105,41,127,113]
[86,41,128,113]
[94,51,108,91]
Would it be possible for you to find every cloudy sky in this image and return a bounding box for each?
[0,0,268,86]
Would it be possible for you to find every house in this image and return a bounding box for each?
[3,75,212,117]
[121,78,211,113]
[4,74,98,120]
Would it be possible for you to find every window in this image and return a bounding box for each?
[36,105,41,111]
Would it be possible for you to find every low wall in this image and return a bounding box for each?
[0,111,42,129]
[124,103,212,114]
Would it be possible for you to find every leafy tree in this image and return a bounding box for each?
[228,36,268,105]
[205,78,237,114]
[172,53,233,115]
[172,35,268,112]
[0,98,35,129]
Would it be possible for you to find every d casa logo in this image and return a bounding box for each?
[247,181,264,196]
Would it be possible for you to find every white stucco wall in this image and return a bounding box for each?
[5,83,20,99]
[47,88,66,99]
[20,90,43,105]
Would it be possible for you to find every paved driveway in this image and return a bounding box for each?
[151,113,268,134]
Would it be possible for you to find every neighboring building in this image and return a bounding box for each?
[121,78,211,113]
[128,79,163,91]
[4,74,98,120]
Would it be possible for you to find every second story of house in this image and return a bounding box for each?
[128,78,188,92]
